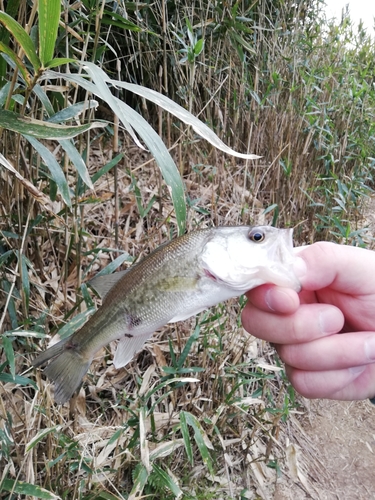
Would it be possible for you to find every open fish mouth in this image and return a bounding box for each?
[201,226,300,292]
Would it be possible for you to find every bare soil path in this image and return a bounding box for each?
[277,399,375,500]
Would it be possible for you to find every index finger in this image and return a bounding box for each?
[245,284,299,314]
[296,242,375,295]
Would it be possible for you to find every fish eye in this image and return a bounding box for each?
[248,229,265,242]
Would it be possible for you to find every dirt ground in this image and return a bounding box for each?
[274,399,375,500]
[273,196,375,500]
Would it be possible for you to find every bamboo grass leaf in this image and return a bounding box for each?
[42,70,145,151]
[183,411,214,475]
[1,279,18,329]
[101,10,142,31]
[0,11,41,71]
[0,81,15,107]
[26,425,62,452]
[110,98,187,234]
[55,307,96,340]
[177,323,201,369]
[48,100,98,123]
[0,479,61,499]
[80,62,260,160]
[3,330,47,338]
[44,57,77,69]
[104,77,261,160]
[38,0,61,66]
[45,66,187,234]
[33,84,55,116]
[151,464,183,497]
[0,373,37,389]
[20,252,30,311]
[0,41,31,85]
[2,336,15,379]
[59,139,93,189]
[148,439,185,461]
[91,153,124,184]
[0,153,64,220]
[129,464,149,499]
[180,411,193,465]
[93,252,132,278]
[0,110,105,139]
[23,135,71,207]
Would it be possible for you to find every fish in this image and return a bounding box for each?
[32,226,300,404]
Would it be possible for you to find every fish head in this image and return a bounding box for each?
[200,226,301,293]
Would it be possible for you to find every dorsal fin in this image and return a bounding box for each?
[88,269,129,299]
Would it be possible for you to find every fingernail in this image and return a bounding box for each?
[265,287,291,312]
[293,257,307,280]
[318,309,343,335]
[349,365,366,376]
[265,288,276,311]
[364,336,375,361]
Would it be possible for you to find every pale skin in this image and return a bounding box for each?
[241,242,375,401]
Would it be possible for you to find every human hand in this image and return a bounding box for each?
[241,242,375,400]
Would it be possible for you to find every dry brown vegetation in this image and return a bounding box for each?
[1,0,375,498]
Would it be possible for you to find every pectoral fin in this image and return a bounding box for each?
[168,305,207,323]
[113,332,153,369]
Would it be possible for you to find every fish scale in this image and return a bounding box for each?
[33,226,300,404]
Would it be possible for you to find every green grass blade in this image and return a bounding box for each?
[93,252,132,277]
[151,463,183,496]
[0,479,61,499]
[44,57,76,69]
[2,335,15,379]
[179,411,193,465]
[0,11,41,71]
[129,464,150,498]
[23,135,71,207]
[0,110,105,140]
[177,322,201,370]
[55,306,96,340]
[184,411,214,475]
[59,139,93,189]
[38,0,60,66]
[48,100,98,123]
[20,252,30,311]
[26,425,62,452]
[0,40,31,85]
[33,84,54,116]
[91,153,124,184]
[0,373,37,389]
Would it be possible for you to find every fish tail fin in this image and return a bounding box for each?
[33,338,91,404]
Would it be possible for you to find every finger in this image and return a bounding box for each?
[245,284,299,313]
[241,302,344,343]
[296,242,375,294]
[286,363,375,400]
[277,332,375,371]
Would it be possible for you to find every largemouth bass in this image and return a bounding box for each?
[33,226,300,404]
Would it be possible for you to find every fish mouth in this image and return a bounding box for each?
[201,226,301,293]
[203,268,218,281]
